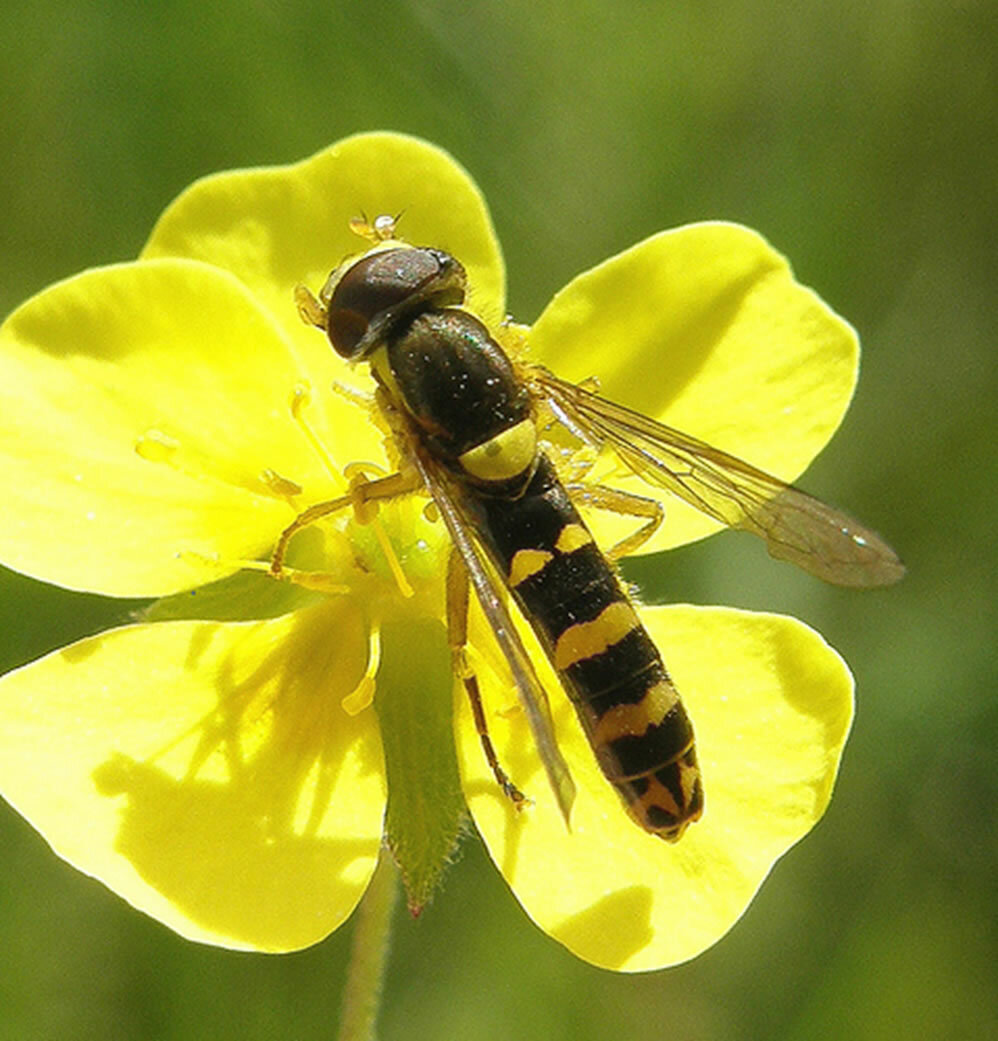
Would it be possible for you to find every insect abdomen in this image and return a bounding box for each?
[464,456,703,840]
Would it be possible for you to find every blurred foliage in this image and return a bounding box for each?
[1,2,995,1039]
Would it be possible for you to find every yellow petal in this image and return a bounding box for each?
[530,223,859,553]
[0,259,350,596]
[142,132,506,352]
[0,601,385,951]
[459,604,853,970]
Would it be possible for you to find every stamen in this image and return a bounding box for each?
[369,515,414,600]
[282,389,418,599]
[341,624,382,715]
[290,382,342,481]
[179,551,350,594]
[341,464,415,599]
[137,428,293,501]
[274,568,350,595]
[260,468,303,500]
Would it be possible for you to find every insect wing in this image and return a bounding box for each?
[410,447,577,824]
[536,372,905,588]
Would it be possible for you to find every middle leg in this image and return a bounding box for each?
[446,548,527,810]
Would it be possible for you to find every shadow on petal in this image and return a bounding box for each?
[92,752,379,951]
[549,885,655,970]
[0,599,388,951]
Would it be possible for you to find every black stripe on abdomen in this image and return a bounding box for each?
[463,455,703,840]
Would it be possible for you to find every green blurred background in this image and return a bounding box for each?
[1,2,994,1039]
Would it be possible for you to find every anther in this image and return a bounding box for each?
[260,468,303,499]
[341,625,382,715]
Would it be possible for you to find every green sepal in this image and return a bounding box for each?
[142,569,326,623]
[375,617,467,915]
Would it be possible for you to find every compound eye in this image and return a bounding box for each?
[326,247,465,358]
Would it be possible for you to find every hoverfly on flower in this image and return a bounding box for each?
[0,133,901,968]
[275,211,903,842]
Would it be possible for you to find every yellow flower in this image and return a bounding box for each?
[0,132,856,970]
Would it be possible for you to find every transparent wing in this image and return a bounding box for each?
[411,447,577,824]
[535,371,905,588]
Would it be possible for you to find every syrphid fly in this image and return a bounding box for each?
[270,215,904,841]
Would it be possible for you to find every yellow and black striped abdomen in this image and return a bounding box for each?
[463,455,704,841]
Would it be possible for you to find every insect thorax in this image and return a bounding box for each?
[372,308,535,485]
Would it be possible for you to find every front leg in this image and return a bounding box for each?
[269,468,422,578]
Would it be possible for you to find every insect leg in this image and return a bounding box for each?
[294,283,327,329]
[446,548,527,810]
[269,468,421,578]
[566,483,664,560]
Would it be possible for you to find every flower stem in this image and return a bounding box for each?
[336,847,400,1041]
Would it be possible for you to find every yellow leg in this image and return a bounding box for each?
[294,283,327,330]
[269,468,421,578]
[447,549,527,809]
[567,482,665,561]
